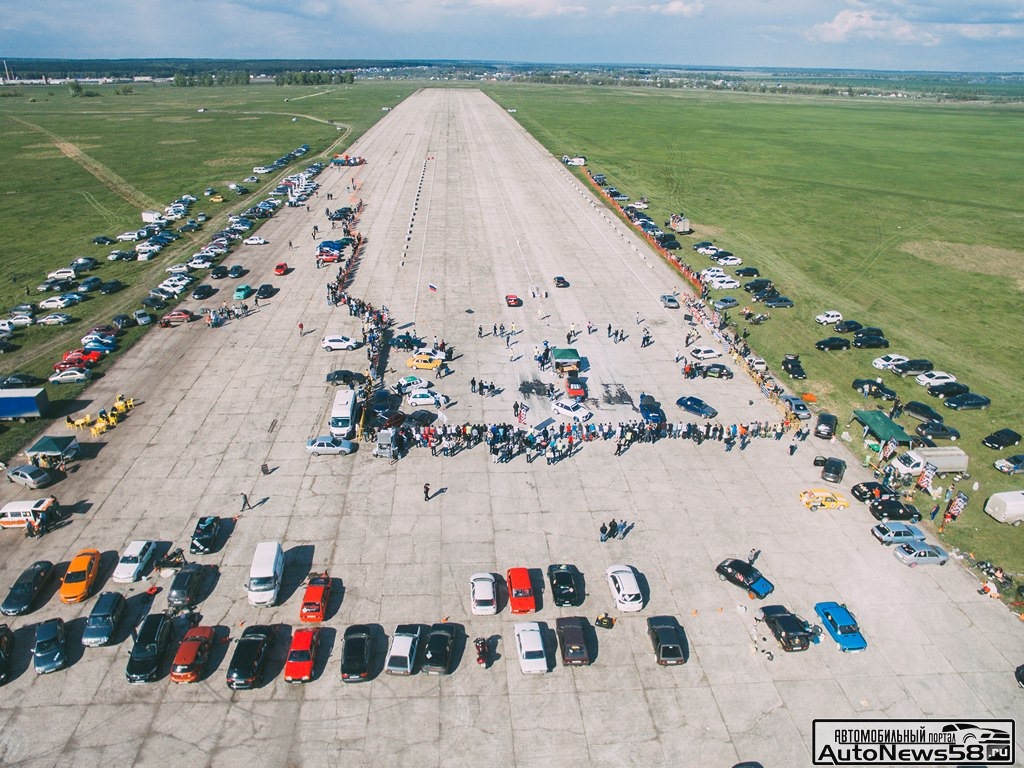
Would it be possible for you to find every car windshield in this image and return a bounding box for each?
[512,588,531,597]
[86,615,111,629]
[36,637,60,653]
[134,643,158,659]
[288,650,312,663]
[64,570,87,584]
[121,555,140,565]
[11,581,32,595]
[250,577,274,591]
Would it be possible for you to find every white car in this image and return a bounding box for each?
[407,390,449,408]
[39,295,74,310]
[391,376,430,394]
[158,281,188,296]
[48,367,90,385]
[746,356,767,372]
[872,353,909,370]
[551,398,592,422]
[690,346,721,361]
[321,335,359,351]
[700,268,726,279]
[709,277,740,290]
[469,573,498,615]
[187,256,214,270]
[37,313,73,326]
[715,255,742,266]
[915,371,956,387]
[696,244,719,256]
[605,565,643,612]
[116,231,140,242]
[815,310,843,325]
[8,314,35,327]
[112,540,156,583]
[243,236,268,245]
[306,435,357,456]
[513,622,548,674]
[166,263,191,274]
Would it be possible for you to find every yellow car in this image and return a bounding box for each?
[800,489,850,511]
[406,353,442,371]
[59,548,101,604]
[209,194,224,203]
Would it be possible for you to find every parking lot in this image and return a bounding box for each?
[0,89,1020,768]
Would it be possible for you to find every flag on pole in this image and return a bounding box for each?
[428,283,438,293]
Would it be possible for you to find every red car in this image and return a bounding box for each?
[274,262,288,275]
[565,374,586,399]
[54,358,92,372]
[89,324,121,337]
[319,252,342,264]
[283,627,320,683]
[299,572,332,623]
[170,625,216,683]
[63,349,104,364]
[161,309,197,325]
[505,294,522,307]
[506,567,536,614]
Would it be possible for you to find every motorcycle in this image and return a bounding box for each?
[474,636,489,667]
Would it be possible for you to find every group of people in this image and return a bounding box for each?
[600,518,633,542]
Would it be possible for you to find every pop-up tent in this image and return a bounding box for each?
[26,435,80,460]
[849,410,913,444]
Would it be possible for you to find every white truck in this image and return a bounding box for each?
[984,491,1024,526]
[889,446,969,478]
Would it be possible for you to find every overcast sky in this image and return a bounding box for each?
[3,0,1021,72]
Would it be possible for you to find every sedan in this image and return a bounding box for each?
[712,296,738,311]
[322,335,359,351]
[715,558,774,599]
[605,564,643,612]
[870,499,922,522]
[167,564,205,610]
[112,540,156,583]
[547,563,583,607]
[338,625,373,682]
[994,455,1024,475]
[385,625,421,676]
[709,277,740,290]
[893,542,949,567]
[871,522,926,546]
[904,401,943,423]
[256,284,274,299]
[170,625,216,683]
[676,396,717,419]
[243,236,268,245]
[852,378,897,401]
[469,573,498,615]
[392,375,430,394]
[551,398,591,422]
[944,393,990,411]
[59,548,101,603]
[814,601,867,652]
[8,314,34,328]
[504,294,522,307]
[927,381,969,399]
[834,320,863,334]
[1,560,55,616]
[227,265,245,278]
[34,618,68,674]
[764,296,794,309]
[6,464,54,489]
[210,266,228,279]
[715,255,742,266]
[513,622,548,674]
[851,482,899,503]
[39,295,74,310]
[284,627,321,684]
[407,389,449,408]
[891,358,933,377]
[689,346,721,361]
[815,337,850,352]
[916,421,960,441]
[0,372,41,388]
[162,309,196,324]
[735,266,760,277]
[421,623,457,675]
[852,336,889,349]
[702,363,733,379]
[82,591,126,648]
[659,294,680,309]
[872,353,909,370]
[326,369,365,387]
[191,284,215,300]
[226,625,277,689]
[306,435,357,456]
[983,429,1021,450]
[37,313,74,326]
[233,284,253,300]
[555,616,591,666]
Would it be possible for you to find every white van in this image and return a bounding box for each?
[984,491,1024,526]
[0,497,60,529]
[246,541,284,606]
[329,390,358,439]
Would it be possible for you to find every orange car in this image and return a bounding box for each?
[299,572,332,623]
[59,548,101,604]
[506,567,536,614]
[170,625,215,683]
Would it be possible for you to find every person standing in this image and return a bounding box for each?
[240,492,253,511]
[608,518,618,537]
[423,483,431,502]
[471,377,477,393]
[607,323,613,338]
[298,322,304,336]
[635,311,641,325]
[600,523,609,543]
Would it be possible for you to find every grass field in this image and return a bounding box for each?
[0,81,415,458]
[0,80,1022,574]
[481,84,1024,572]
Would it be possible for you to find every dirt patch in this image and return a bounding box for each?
[16,150,66,161]
[689,223,724,238]
[901,241,1024,289]
[158,139,197,145]
[204,157,255,168]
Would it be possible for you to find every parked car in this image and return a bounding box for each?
[547,563,583,607]
[232,284,253,300]
[256,284,275,299]
[322,335,359,351]
[815,310,842,325]
[299,572,332,623]
[551,398,592,422]
[646,616,687,664]
[7,464,54,489]
[284,627,321,684]
[161,309,196,325]
[782,355,806,379]
[506,567,536,613]
[764,296,794,309]
[191,284,214,300]
[306,436,357,456]
[872,353,909,370]
[421,623,457,675]
[167,564,205,610]
[916,421,960,441]
[852,378,897,401]
[904,401,943,423]
[871,522,926,546]
[852,335,889,349]
[80,591,127,648]
[756,605,815,652]
[112,540,157,583]
[469,573,498,615]
[555,616,591,666]
[983,429,1021,450]
[815,337,850,352]
[702,363,733,379]
[944,393,991,411]
[513,622,548,674]
[800,489,850,510]
[893,541,949,567]
[37,313,73,326]
[34,618,68,674]
[814,413,837,439]
[927,381,969,399]
[689,346,721,361]
[891,359,933,377]
[1,560,55,616]
[869,499,922,522]
[170,625,216,683]
[715,558,774,599]
[59,548,101,603]
[850,482,899,503]
[605,564,643,612]
[676,396,717,419]
[226,625,277,689]
[814,601,866,652]
[385,624,422,675]
[821,457,847,483]
[994,455,1024,475]
[834,320,863,334]
[126,611,173,683]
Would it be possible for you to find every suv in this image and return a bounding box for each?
[646,616,687,665]
[782,354,806,380]
[126,612,173,683]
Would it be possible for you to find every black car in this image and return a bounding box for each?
[547,563,583,607]
[703,363,734,380]
[815,337,850,352]
[1,560,55,616]
[126,612,173,683]
[851,482,899,503]
[927,381,969,399]
[141,296,166,310]
[751,288,780,303]
[34,617,67,674]
[553,276,569,288]
[916,421,960,441]
[904,401,943,423]
[82,591,126,647]
[340,624,375,682]
[853,326,884,339]
[0,372,42,388]
[191,284,215,300]
[891,359,933,377]
[326,369,365,386]
[99,280,123,295]
[944,393,991,411]
[821,457,847,483]
[390,333,423,351]
[983,429,1021,450]
[757,605,815,652]
[256,284,275,299]
[0,624,14,683]
[556,616,592,666]
[852,336,889,349]
[226,625,276,689]
[167,565,205,610]
[782,355,806,380]
[371,389,393,417]
[421,623,456,675]
[735,267,760,277]
[715,558,774,599]
[743,279,773,293]
[111,314,134,331]
[93,235,115,245]
[646,616,687,665]
[764,296,794,309]
[210,266,228,279]
[190,515,222,554]
[870,500,922,522]
[833,320,863,334]
[814,413,837,439]
[227,266,244,279]
[852,378,897,401]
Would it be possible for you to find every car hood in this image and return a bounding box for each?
[749,576,775,599]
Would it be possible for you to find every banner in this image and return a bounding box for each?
[880,437,898,462]
[916,461,938,490]
[947,490,969,520]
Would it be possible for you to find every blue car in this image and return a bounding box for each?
[639,396,663,425]
[814,601,867,652]
[676,396,718,419]
[715,558,774,599]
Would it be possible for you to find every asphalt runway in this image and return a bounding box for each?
[0,89,1020,768]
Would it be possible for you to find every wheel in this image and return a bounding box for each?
[838,504,848,510]
[811,505,819,511]
[312,452,320,457]
[940,560,947,566]
[718,574,727,581]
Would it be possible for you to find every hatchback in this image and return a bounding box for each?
[605,564,643,612]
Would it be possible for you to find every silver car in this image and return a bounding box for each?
[893,542,949,567]
[7,465,54,489]
[871,522,926,546]
[306,436,357,456]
